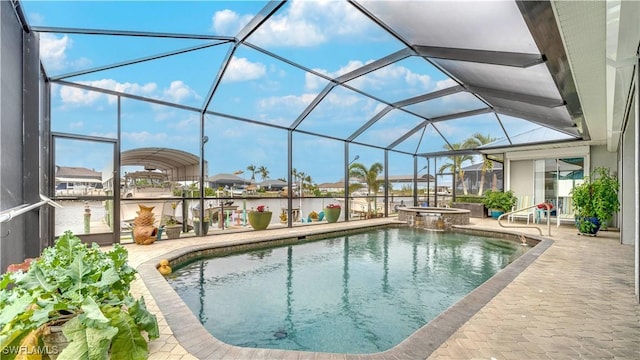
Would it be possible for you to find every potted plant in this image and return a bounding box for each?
[163,216,182,239]
[324,203,341,223]
[570,167,619,235]
[482,190,517,219]
[0,231,159,359]
[248,205,272,230]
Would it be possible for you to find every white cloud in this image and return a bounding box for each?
[324,91,361,108]
[58,79,157,106]
[223,56,266,82]
[40,33,71,72]
[258,93,317,111]
[59,85,104,106]
[60,79,201,106]
[39,33,93,72]
[211,9,254,36]
[434,78,457,91]
[304,72,328,91]
[219,0,374,48]
[121,131,169,144]
[306,60,434,96]
[163,81,200,103]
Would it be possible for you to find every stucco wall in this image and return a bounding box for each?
[590,144,617,172]
[509,160,534,198]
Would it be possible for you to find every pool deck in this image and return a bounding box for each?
[125,218,640,359]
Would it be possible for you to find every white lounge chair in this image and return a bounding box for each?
[508,195,534,224]
[556,197,575,226]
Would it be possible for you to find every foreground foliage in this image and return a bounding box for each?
[0,231,158,360]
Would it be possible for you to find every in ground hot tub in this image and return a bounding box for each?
[397,207,470,230]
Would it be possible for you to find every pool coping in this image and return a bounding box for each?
[137,222,553,359]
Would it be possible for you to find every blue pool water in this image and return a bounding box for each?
[167,227,526,354]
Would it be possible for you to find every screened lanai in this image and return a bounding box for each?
[2,0,637,258]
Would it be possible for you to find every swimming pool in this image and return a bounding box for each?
[167,227,528,354]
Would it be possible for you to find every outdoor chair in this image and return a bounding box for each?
[508,195,534,224]
[556,197,575,226]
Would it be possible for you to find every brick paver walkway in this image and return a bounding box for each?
[123,218,639,359]
[428,222,639,360]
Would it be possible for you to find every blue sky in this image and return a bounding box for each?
[24,0,572,184]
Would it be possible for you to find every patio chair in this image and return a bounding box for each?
[508,195,534,224]
[556,197,575,226]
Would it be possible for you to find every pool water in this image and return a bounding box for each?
[167,227,526,354]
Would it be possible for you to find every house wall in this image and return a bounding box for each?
[508,160,534,198]
[620,82,638,302]
[590,145,617,172]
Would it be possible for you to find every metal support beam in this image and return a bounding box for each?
[236,1,285,42]
[384,150,389,217]
[415,45,545,68]
[392,85,464,108]
[467,85,566,108]
[287,130,293,228]
[335,48,413,84]
[517,1,587,140]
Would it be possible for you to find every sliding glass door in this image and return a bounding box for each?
[533,157,584,222]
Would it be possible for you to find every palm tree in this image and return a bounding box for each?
[349,162,384,215]
[438,142,474,195]
[298,171,306,195]
[464,133,496,195]
[247,164,257,181]
[291,168,300,195]
[257,166,269,181]
[303,174,313,193]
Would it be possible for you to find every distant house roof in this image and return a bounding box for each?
[257,179,287,189]
[207,173,251,187]
[462,162,503,171]
[55,166,101,179]
[317,181,344,189]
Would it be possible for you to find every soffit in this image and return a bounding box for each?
[551,1,607,145]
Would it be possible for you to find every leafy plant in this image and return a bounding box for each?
[163,215,179,226]
[482,190,517,213]
[0,231,159,360]
[571,167,619,233]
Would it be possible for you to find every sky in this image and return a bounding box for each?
[22,0,574,185]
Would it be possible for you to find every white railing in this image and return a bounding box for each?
[497,203,552,237]
[0,194,63,223]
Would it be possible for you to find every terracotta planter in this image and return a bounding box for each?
[324,207,341,223]
[248,211,272,230]
[133,204,157,245]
